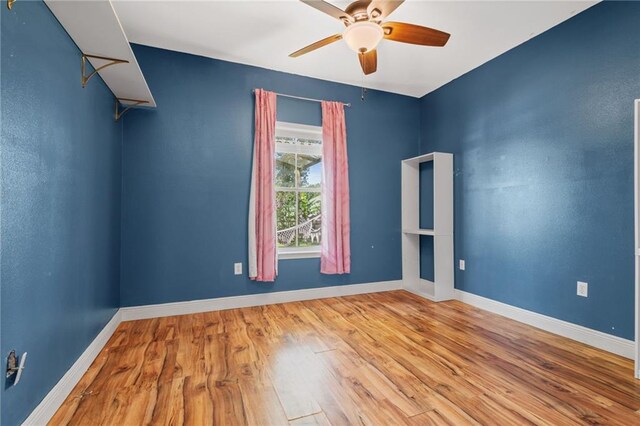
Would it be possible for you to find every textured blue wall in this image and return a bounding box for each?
[1,3,122,424]
[419,1,640,339]
[120,45,420,306]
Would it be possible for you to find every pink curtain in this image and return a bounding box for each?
[321,101,351,274]
[248,89,277,282]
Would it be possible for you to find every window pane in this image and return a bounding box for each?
[275,136,296,145]
[275,153,296,188]
[276,136,321,146]
[276,191,296,248]
[297,138,321,146]
[297,154,322,188]
[297,192,321,247]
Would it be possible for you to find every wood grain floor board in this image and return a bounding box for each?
[369,293,640,417]
[288,411,332,426]
[50,290,640,425]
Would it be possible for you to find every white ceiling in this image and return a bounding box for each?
[112,0,598,98]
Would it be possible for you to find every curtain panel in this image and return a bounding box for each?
[248,89,278,281]
[321,101,351,274]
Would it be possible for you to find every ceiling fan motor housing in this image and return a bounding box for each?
[345,0,374,21]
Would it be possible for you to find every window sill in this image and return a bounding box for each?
[278,250,321,260]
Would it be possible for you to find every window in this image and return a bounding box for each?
[275,122,322,259]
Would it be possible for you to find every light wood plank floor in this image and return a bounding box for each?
[51,290,640,425]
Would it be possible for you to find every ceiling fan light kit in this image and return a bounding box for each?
[343,21,384,53]
[291,0,450,75]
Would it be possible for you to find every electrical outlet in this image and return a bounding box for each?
[234,263,242,275]
[5,350,27,386]
[577,281,588,297]
[459,259,465,271]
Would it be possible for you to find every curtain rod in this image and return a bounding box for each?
[252,89,351,108]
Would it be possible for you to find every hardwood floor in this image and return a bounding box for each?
[51,290,640,425]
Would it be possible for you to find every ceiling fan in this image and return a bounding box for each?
[290,0,451,75]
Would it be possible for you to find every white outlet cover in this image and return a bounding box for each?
[459,260,465,270]
[234,263,242,275]
[14,352,27,386]
[577,281,588,297]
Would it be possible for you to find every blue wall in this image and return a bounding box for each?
[1,3,122,424]
[120,45,420,306]
[419,1,640,340]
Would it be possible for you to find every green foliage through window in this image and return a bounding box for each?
[275,138,322,249]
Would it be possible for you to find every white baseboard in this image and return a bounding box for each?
[454,289,635,359]
[121,280,403,321]
[404,279,437,301]
[22,310,122,426]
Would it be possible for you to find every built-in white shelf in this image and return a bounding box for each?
[45,0,156,108]
[403,229,435,236]
[402,152,454,302]
[402,152,435,165]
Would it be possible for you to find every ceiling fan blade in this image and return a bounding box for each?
[382,22,450,46]
[367,1,404,21]
[358,49,377,75]
[289,34,343,58]
[299,0,353,24]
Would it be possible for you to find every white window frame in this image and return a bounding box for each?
[275,121,323,260]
